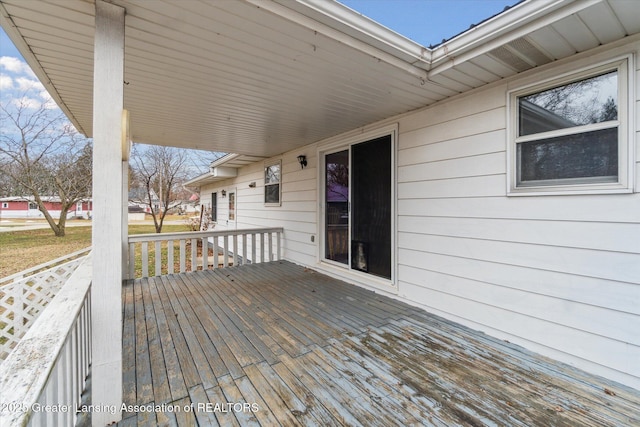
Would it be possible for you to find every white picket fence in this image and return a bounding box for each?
[0,247,91,361]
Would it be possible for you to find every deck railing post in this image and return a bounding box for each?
[155,241,162,276]
[167,240,174,274]
[141,242,149,278]
[233,234,239,266]
[242,234,248,265]
[252,233,257,264]
[180,239,186,273]
[277,230,282,260]
[202,237,209,270]
[223,235,229,268]
[128,242,135,280]
[190,238,197,272]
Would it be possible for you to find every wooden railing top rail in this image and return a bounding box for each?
[128,227,284,242]
[0,254,92,426]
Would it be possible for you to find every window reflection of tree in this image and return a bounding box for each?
[327,163,348,201]
[265,164,279,184]
[522,72,617,130]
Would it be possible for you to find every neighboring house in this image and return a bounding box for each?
[0,196,92,219]
[2,1,638,423]
[127,187,158,214]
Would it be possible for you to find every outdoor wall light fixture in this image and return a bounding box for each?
[221,190,227,197]
[249,182,256,188]
[297,155,307,169]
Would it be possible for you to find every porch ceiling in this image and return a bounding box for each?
[1,0,638,157]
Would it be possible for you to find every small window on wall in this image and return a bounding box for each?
[509,57,630,194]
[211,193,217,222]
[228,192,235,221]
[264,161,281,205]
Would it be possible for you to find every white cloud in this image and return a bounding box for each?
[1,57,56,109]
[15,76,44,92]
[11,96,43,109]
[0,56,36,78]
[40,91,57,109]
[0,73,13,90]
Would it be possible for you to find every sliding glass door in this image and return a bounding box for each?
[323,135,392,280]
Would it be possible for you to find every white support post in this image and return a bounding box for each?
[91,1,125,425]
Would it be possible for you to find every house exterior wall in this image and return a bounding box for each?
[0,200,64,218]
[199,38,639,389]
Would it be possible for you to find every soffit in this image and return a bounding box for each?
[1,0,637,158]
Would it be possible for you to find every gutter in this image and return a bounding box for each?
[429,0,601,76]
[292,0,431,66]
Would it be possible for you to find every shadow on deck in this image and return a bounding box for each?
[120,261,639,426]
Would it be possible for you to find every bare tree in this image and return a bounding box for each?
[130,144,189,233]
[0,96,92,236]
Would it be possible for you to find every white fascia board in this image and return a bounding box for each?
[291,0,431,65]
[0,3,88,136]
[429,0,602,76]
[184,158,239,189]
[183,173,224,189]
[211,166,238,178]
[210,153,241,168]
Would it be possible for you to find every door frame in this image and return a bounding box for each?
[317,123,398,291]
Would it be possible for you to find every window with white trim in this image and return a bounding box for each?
[510,58,631,194]
[264,161,281,205]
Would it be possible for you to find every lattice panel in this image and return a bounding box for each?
[0,257,86,361]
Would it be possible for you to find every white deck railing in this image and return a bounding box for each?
[0,247,91,361]
[0,255,92,427]
[128,227,283,279]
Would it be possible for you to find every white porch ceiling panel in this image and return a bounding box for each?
[1,0,638,157]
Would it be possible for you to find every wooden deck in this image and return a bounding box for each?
[120,261,640,426]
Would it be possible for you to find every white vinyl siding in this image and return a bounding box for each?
[396,42,639,389]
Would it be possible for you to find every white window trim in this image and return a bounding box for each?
[507,55,634,196]
[227,190,236,224]
[264,160,282,207]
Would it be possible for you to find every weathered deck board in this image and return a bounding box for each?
[120,261,640,426]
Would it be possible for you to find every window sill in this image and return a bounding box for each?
[507,184,633,197]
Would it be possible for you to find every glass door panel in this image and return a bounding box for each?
[325,150,349,264]
[351,136,392,279]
